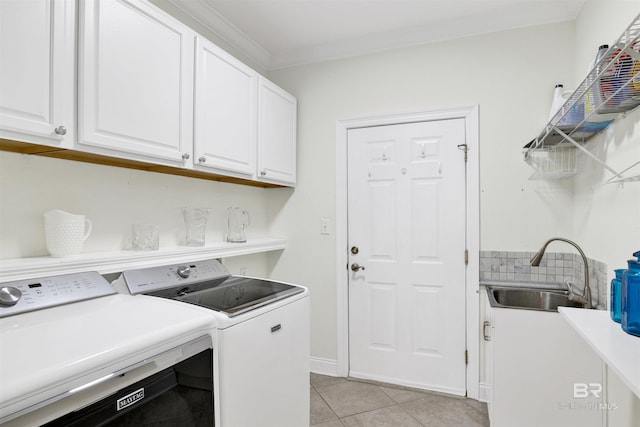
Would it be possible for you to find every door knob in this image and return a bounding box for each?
[54,125,67,136]
[351,263,365,272]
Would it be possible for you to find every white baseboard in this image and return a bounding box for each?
[478,381,491,403]
[310,357,339,377]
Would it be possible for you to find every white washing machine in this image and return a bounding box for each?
[0,271,217,426]
[112,259,310,427]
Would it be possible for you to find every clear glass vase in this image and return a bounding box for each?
[182,207,211,247]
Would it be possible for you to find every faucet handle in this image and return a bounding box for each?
[563,279,577,293]
[564,280,589,306]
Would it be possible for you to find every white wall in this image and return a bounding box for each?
[572,1,640,276]
[266,21,577,362]
[0,151,271,276]
[573,2,640,424]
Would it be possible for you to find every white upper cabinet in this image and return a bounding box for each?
[0,0,75,148]
[194,36,257,177]
[0,0,296,187]
[77,0,194,166]
[257,78,297,186]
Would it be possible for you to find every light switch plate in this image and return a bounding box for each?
[320,217,330,235]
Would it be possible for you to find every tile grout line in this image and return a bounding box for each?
[311,382,341,425]
[338,401,398,420]
[340,403,429,427]
[311,375,489,426]
[462,399,490,420]
[332,384,430,425]
[376,385,432,427]
[313,380,397,422]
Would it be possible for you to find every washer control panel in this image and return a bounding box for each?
[121,259,230,295]
[0,271,116,318]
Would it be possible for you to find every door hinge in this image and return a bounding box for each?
[464,249,469,265]
[465,350,468,365]
[457,144,468,163]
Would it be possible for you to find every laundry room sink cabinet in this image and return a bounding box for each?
[489,303,603,427]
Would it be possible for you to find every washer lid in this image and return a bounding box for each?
[173,276,305,317]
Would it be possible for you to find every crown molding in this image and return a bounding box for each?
[166,0,272,70]
[268,14,577,69]
[164,0,584,71]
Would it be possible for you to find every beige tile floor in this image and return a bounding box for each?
[310,373,490,427]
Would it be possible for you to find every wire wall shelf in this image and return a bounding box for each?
[526,145,577,180]
[523,13,640,182]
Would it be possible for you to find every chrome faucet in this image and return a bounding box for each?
[530,237,592,309]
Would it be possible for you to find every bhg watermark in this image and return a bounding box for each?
[556,383,619,411]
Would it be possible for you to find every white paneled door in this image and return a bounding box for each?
[347,119,467,395]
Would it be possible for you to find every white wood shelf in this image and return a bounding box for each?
[559,307,640,399]
[0,238,286,282]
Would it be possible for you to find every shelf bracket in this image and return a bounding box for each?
[552,126,623,179]
[603,160,640,184]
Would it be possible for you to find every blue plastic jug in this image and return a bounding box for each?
[610,269,625,323]
[621,251,640,337]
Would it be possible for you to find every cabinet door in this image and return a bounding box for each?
[492,309,602,427]
[78,0,193,165]
[194,37,256,176]
[257,78,297,186]
[0,0,75,148]
[480,290,494,420]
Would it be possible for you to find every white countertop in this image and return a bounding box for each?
[558,307,640,399]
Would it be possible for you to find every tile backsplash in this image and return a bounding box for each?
[480,251,607,309]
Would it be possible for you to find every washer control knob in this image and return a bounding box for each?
[176,266,191,278]
[0,286,22,306]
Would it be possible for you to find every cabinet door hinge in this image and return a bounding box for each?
[465,350,468,365]
[464,249,469,265]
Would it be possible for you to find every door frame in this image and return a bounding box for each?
[334,106,480,399]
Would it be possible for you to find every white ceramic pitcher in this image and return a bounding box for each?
[44,210,92,257]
